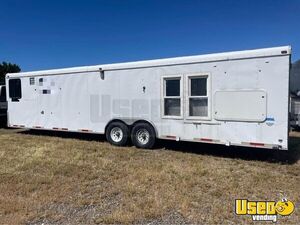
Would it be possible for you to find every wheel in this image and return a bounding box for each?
[131,123,156,149]
[106,122,129,146]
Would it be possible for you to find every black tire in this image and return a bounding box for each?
[131,122,156,149]
[106,122,129,146]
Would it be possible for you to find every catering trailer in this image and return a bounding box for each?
[6,46,291,150]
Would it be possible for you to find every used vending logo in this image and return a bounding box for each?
[235,198,295,222]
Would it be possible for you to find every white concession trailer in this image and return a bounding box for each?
[6,46,291,150]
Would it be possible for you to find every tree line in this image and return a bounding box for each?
[0,62,21,85]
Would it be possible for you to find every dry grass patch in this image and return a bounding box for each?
[0,128,299,224]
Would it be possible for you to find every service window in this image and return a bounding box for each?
[187,74,210,119]
[162,76,182,117]
[9,78,22,102]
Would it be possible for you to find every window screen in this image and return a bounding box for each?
[164,98,181,116]
[189,98,208,117]
[9,79,22,101]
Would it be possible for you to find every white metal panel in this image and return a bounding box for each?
[214,90,267,122]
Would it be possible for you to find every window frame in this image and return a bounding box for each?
[161,75,183,119]
[9,78,22,102]
[185,73,211,120]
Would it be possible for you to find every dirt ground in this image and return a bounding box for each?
[0,128,299,225]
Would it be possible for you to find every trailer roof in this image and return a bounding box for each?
[7,46,291,78]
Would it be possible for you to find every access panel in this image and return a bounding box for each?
[214,90,267,122]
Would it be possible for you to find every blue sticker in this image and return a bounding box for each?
[266,117,275,121]
[266,117,275,126]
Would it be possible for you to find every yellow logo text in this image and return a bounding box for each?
[235,199,294,222]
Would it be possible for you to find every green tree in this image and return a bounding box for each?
[0,62,21,85]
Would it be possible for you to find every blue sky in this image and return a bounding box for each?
[0,0,299,71]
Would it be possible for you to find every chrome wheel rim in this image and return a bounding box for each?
[110,127,123,143]
[136,129,150,145]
